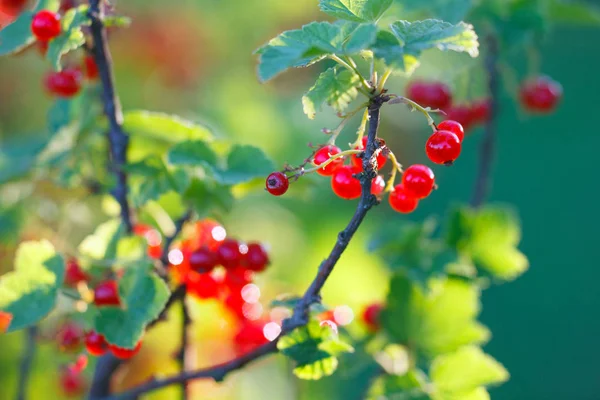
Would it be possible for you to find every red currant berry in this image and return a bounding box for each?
[59,366,86,396]
[445,104,475,132]
[71,354,88,373]
[351,136,387,170]
[0,0,27,17]
[0,311,12,333]
[189,247,218,273]
[44,68,82,98]
[31,10,61,41]
[84,331,107,356]
[389,185,418,213]
[406,81,453,110]
[437,120,464,143]
[56,322,83,352]
[331,166,362,200]
[243,242,269,272]
[108,341,142,359]
[362,303,383,332]
[313,145,344,176]
[425,130,461,165]
[234,320,268,356]
[223,267,254,292]
[60,0,76,13]
[64,258,88,287]
[93,280,121,307]
[470,99,491,124]
[217,239,242,269]
[370,174,385,196]
[520,76,563,113]
[265,172,289,196]
[186,271,219,299]
[402,164,435,199]
[84,55,99,80]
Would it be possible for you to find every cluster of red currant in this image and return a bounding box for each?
[28,5,99,98]
[266,117,468,214]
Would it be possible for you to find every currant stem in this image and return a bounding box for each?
[326,104,368,145]
[376,69,393,93]
[352,109,370,147]
[384,151,404,193]
[387,95,440,132]
[296,149,362,177]
[329,54,372,93]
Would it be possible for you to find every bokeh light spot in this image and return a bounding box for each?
[168,249,184,265]
[263,322,281,341]
[241,284,261,303]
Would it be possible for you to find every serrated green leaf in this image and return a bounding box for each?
[302,67,360,119]
[256,21,377,81]
[46,5,90,70]
[431,346,509,398]
[278,320,353,380]
[0,0,60,56]
[372,19,478,74]
[382,274,490,358]
[447,206,528,281]
[216,145,274,185]
[549,0,600,25]
[94,266,169,348]
[0,241,65,332]
[319,0,393,22]
[167,140,219,168]
[128,157,192,207]
[123,111,213,145]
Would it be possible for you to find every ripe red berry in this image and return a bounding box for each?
[108,341,142,359]
[223,267,254,291]
[189,247,218,273]
[0,311,12,333]
[64,258,88,287]
[243,242,269,272]
[186,271,219,299]
[370,174,385,196]
[362,303,383,331]
[265,172,289,196]
[389,185,418,213]
[520,76,563,113]
[351,136,387,170]
[402,164,435,199]
[93,280,121,307]
[217,239,242,269]
[84,331,107,356]
[406,81,453,110]
[0,0,27,17]
[31,10,61,41]
[331,166,361,200]
[234,320,268,356]
[84,55,99,80]
[425,131,462,165]
[60,0,76,13]
[59,366,86,396]
[313,145,344,176]
[445,104,475,132]
[56,322,83,352]
[44,68,82,98]
[437,120,464,143]
[470,99,491,124]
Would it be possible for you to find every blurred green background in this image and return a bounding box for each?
[1,0,599,399]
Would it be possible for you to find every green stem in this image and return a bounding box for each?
[329,55,372,93]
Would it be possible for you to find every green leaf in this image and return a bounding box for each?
[183,178,233,217]
[0,136,49,184]
[127,156,192,207]
[431,346,509,397]
[167,140,219,168]
[123,111,213,144]
[102,15,132,28]
[94,265,169,348]
[447,205,528,281]
[256,21,377,81]
[399,0,473,24]
[0,241,65,332]
[216,145,275,185]
[0,0,60,56]
[302,66,360,119]
[319,0,393,22]
[47,98,73,134]
[77,219,145,262]
[549,0,600,25]
[382,274,490,358]
[278,320,353,380]
[46,5,90,70]
[368,370,431,400]
[372,19,478,74]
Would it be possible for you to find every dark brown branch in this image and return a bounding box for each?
[177,299,192,399]
[471,34,500,208]
[16,326,37,400]
[89,0,133,233]
[98,95,387,400]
